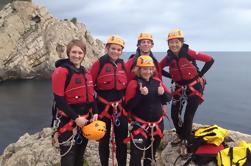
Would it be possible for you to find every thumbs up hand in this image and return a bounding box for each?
[158,84,165,95]
[139,82,148,95]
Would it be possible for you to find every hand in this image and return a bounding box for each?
[162,104,168,114]
[158,84,165,95]
[91,114,99,122]
[75,116,89,127]
[139,82,148,95]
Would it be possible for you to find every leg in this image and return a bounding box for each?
[171,99,184,139]
[114,116,128,166]
[143,121,163,166]
[183,95,200,144]
[99,117,111,166]
[74,137,88,166]
[59,131,76,166]
[129,127,147,166]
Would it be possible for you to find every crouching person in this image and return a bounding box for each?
[124,55,172,166]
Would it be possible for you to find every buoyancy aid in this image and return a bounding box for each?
[95,55,127,91]
[194,125,228,146]
[53,59,94,104]
[217,140,251,166]
[162,44,212,83]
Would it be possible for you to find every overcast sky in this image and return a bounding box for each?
[33,0,251,52]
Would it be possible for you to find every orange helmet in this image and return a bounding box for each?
[106,35,125,48]
[138,32,153,41]
[167,29,184,40]
[82,120,106,140]
[136,55,154,67]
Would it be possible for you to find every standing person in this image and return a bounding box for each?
[51,39,99,166]
[159,29,214,155]
[90,35,128,166]
[125,55,172,166]
[125,32,162,81]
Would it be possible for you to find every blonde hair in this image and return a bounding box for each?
[133,66,156,77]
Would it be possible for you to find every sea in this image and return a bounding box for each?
[0,52,250,153]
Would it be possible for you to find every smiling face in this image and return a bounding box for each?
[168,38,183,55]
[139,67,155,81]
[68,45,85,68]
[138,39,153,55]
[106,44,123,61]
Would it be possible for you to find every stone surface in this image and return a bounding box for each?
[1,124,251,166]
[0,1,105,82]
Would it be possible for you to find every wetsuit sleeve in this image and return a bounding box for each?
[125,80,142,113]
[159,80,172,104]
[188,49,215,77]
[52,68,78,120]
[90,60,100,84]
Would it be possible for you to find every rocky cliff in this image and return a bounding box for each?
[0,1,105,82]
[1,124,251,166]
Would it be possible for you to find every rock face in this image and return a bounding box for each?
[1,125,251,166]
[0,1,105,82]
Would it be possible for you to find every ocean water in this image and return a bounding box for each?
[0,52,250,153]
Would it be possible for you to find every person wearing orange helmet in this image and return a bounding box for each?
[125,55,171,166]
[125,32,163,82]
[90,35,128,166]
[51,39,98,166]
[159,29,214,156]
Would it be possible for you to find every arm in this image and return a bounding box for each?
[125,80,142,113]
[188,49,215,77]
[159,56,172,78]
[52,68,78,120]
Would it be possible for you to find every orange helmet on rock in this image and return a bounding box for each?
[82,120,106,140]
[106,35,125,48]
[167,29,184,40]
[136,55,154,67]
[138,32,153,41]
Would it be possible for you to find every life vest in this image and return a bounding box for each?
[194,125,228,146]
[217,140,251,166]
[95,56,127,91]
[167,45,200,82]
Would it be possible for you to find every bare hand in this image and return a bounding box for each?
[75,116,89,127]
[91,114,99,122]
[158,84,165,95]
[139,82,148,95]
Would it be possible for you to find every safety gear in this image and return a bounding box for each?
[217,140,251,166]
[106,35,125,48]
[52,59,95,104]
[95,55,127,91]
[194,125,228,146]
[82,120,106,140]
[138,32,153,41]
[167,28,184,40]
[164,44,212,82]
[136,55,155,67]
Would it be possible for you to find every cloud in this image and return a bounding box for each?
[33,0,251,51]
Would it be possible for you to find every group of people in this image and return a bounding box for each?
[51,29,214,166]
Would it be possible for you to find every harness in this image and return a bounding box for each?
[97,95,126,166]
[172,78,205,127]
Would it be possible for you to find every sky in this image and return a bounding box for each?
[32,0,251,52]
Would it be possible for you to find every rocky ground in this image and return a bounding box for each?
[1,124,251,166]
